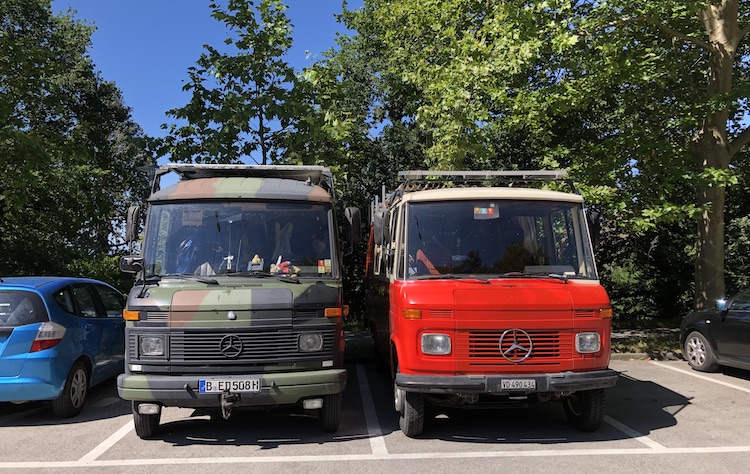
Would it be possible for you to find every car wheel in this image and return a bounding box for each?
[393,362,425,437]
[563,388,605,432]
[684,331,719,372]
[51,361,88,418]
[319,392,342,432]
[399,391,425,438]
[133,401,161,439]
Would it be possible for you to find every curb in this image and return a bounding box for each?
[611,351,683,361]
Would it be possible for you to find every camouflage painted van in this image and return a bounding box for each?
[118,164,361,439]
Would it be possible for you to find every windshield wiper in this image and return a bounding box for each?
[159,274,220,285]
[511,271,578,283]
[136,274,218,298]
[413,274,489,282]
[226,271,301,284]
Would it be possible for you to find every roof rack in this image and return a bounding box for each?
[396,169,577,194]
[139,164,333,195]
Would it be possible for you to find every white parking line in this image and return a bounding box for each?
[604,416,666,450]
[357,364,388,456]
[4,361,750,469]
[77,419,134,463]
[651,361,750,394]
[3,445,750,469]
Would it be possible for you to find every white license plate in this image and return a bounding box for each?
[501,379,536,390]
[199,378,261,393]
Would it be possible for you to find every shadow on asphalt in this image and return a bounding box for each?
[0,375,130,426]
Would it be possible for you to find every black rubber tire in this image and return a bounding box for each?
[684,330,719,372]
[399,390,425,438]
[51,361,88,418]
[563,388,605,432]
[319,392,342,432]
[133,401,161,439]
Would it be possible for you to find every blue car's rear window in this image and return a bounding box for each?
[0,291,48,327]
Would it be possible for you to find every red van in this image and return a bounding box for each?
[365,170,617,437]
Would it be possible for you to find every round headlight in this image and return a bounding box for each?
[299,333,324,352]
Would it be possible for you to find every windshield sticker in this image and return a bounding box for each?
[473,203,499,220]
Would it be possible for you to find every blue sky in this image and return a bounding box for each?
[51,1,362,139]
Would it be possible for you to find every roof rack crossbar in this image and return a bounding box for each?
[398,170,567,181]
[395,169,577,194]
[141,163,334,195]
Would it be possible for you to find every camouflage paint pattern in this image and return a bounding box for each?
[149,176,332,203]
[118,169,347,408]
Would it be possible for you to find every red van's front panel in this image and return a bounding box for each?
[392,279,611,377]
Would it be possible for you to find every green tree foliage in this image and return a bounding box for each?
[161,0,303,165]
[309,0,750,320]
[569,1,750,310]
[0,0,150,290]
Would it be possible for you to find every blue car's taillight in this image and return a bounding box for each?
[29,321,66,353]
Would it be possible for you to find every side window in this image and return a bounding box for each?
[53,287,77,315]
[72,285,99,318]
[731,290,750,311]
[93,285,125,318]
[391,206,402,278]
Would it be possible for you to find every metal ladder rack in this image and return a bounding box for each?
[395,169,577,195]
[140,163,334,195]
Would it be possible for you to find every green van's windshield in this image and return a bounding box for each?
[142,202,335,278]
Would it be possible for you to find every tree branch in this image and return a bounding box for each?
[729,125,750,157]
[641,15,713,52]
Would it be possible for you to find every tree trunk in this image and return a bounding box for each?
[693,1,740,309]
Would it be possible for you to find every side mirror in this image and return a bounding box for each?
[716,298,728,312]
[345,207,362,242]
[372,209,390,245]
[126,205,141,243]
[119,255,144,274]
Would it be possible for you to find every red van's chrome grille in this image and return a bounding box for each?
[457,330,572,367]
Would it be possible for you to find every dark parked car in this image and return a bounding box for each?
[0,277,125,416]
[681,288,750,372]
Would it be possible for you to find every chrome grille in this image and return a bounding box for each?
[458,330,571,366]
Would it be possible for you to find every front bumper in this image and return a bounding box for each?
[395,369,618,395]
[117,368,347,408]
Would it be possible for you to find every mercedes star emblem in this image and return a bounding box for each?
[499,328,533,363]
[219,335,243,358]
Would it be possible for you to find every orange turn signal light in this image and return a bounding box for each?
[402,309,422,320]
[325,307,344,318]
[123,309,140,321]
[599,308,613,319]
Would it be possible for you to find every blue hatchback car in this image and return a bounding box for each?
[0,276,125,417]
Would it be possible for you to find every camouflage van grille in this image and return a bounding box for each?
[456,330,571,366]
[129,328,337,363]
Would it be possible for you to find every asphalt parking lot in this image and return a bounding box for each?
[1,358,749,473]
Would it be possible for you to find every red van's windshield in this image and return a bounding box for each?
[403,200,597,279]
